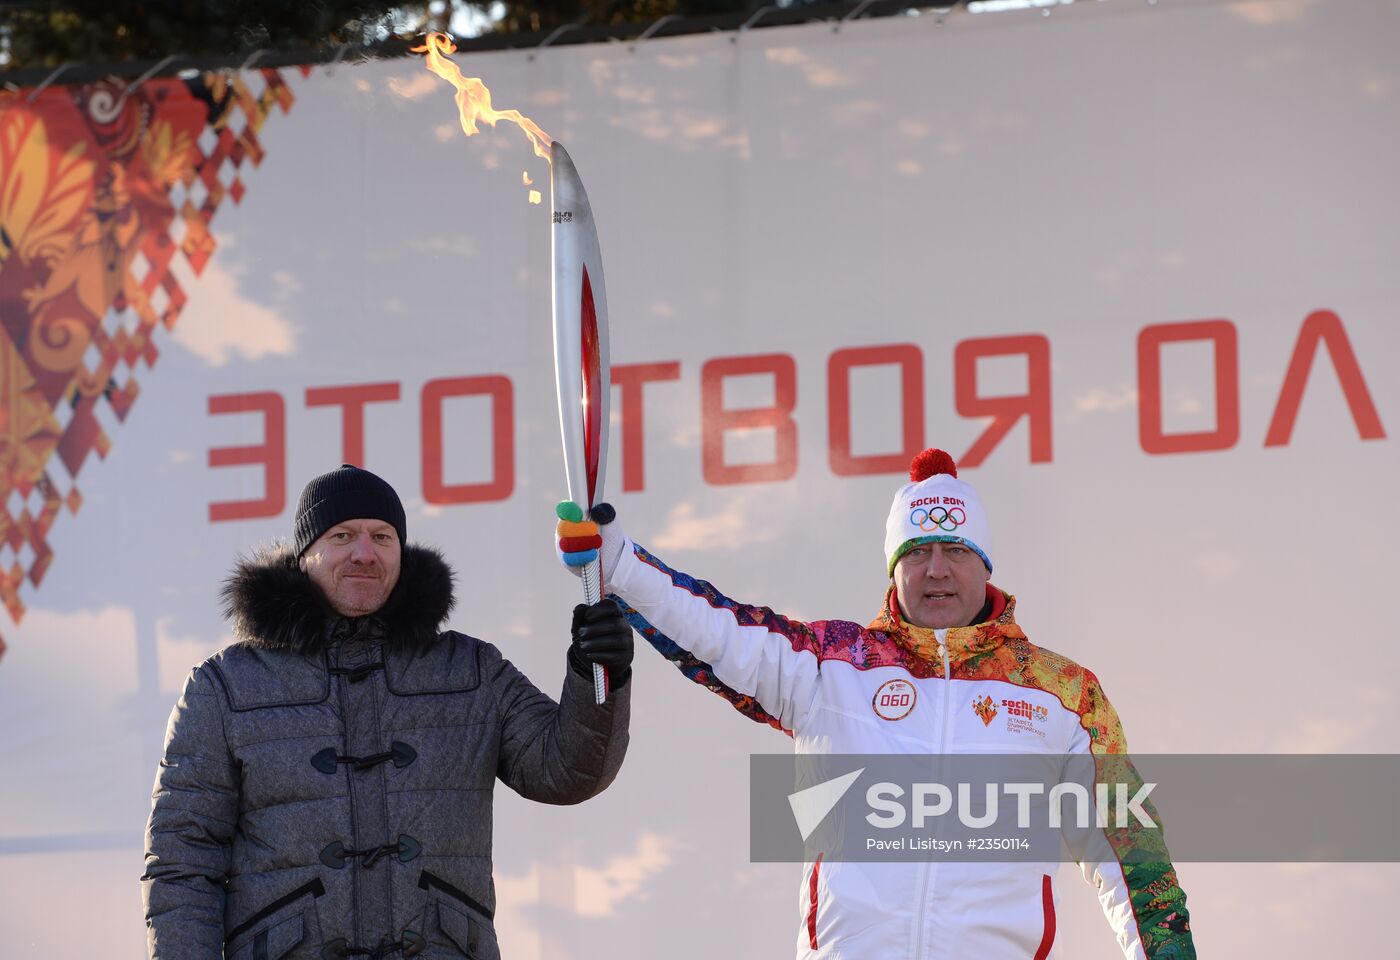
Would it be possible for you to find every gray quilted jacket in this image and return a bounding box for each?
[141,543,630,959]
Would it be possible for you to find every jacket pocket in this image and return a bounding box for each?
[418,871,500,960]
[226,879,325,960]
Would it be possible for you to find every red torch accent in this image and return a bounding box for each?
[581,266,608,698]
[581,266,603,507]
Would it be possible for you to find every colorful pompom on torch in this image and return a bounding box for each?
[909,448,958,481]
[556,500,601,567]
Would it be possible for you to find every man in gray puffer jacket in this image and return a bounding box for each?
[142,465,632,960]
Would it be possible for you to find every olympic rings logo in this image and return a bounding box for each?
[910,505,966,532]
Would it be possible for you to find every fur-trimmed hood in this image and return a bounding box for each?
[221,541,456,654]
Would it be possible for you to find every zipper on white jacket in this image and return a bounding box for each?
[913,628,953,959]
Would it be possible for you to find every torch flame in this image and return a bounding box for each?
[414,32,552,163]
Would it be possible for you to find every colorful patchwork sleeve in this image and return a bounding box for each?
[606,541,824,736]
[1073,672,1195,960]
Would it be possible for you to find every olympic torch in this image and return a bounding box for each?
[551,141,612,705]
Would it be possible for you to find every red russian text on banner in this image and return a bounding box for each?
[1137,320,1239,456]
[828,344,924,477]
[421,376,515,504]
[1264,310,1385,446]
[956,335,1053,467]
[701,353,798,485]
[305,383,402,467]
[613,361,682,492]
[208,392,286,522]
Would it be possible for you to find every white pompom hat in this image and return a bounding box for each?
[884,448,992,576]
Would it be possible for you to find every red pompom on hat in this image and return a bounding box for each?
[909,448,957,482]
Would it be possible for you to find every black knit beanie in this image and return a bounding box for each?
[293,465,407,557]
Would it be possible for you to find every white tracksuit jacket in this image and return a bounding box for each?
[608,540,1194,960]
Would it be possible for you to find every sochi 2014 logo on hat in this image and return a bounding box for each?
[872,679,916,721]
[908,496,967,533]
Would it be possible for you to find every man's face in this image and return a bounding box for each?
[299,519,401,617]
[893,541,989,629]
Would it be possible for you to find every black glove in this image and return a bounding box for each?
[567,598,634,687]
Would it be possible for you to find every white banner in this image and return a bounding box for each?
[1,0,1397,955]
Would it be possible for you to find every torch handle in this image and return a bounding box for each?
[580,558,608,704]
